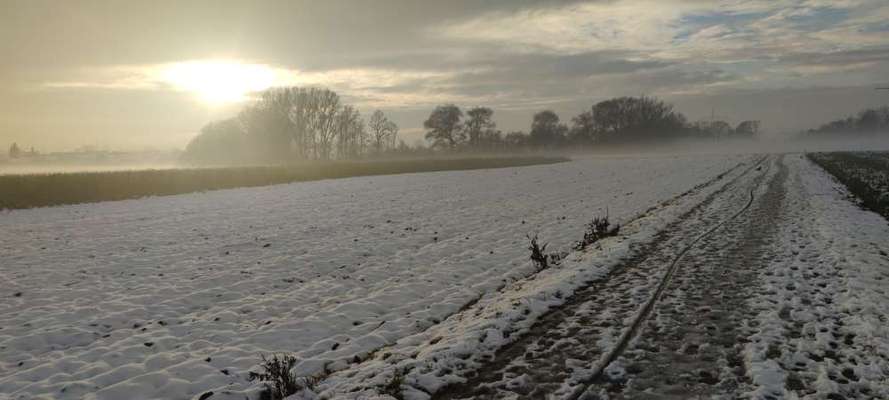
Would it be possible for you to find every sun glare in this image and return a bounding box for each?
[159,60,287,104]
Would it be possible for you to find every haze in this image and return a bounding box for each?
[3,0,889,152]
[4,2,889,399]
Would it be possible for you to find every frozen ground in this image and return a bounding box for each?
[743,155,889,399]
[316,154,889,400]
[0,154,746,400]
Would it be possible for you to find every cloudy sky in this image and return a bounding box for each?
[2,0,889,151]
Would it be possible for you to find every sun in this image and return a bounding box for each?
[159,60,286,104]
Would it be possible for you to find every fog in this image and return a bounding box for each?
[4,134,888,177]
[3,1,889,154]
[0,150,182,175]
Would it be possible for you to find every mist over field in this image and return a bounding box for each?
[3,1,889,400]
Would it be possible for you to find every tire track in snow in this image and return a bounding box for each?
[566,157,771,400]
[431,156,769,400]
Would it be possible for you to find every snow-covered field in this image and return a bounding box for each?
[0,154,746,400]
[312,155,889,400]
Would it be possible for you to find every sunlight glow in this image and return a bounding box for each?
[159,60,289,104]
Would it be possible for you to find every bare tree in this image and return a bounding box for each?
[335,106,365,159]
[369,110,398,154]
[308,88,341,160]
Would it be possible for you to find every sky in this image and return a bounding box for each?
[2,0,889,152]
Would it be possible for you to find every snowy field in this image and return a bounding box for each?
[0,154,747,399]
[312,155,889,400]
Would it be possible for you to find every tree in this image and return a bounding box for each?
[708,120,733,138]
[734,120,760,138]
[238,87,345,161]
[463,107,497,149]
[569,110,597,143]
[183,118,254,165]
[369,110,398,154]
[335,106,365,159]
[808,106,889,136]
[8,142,21,159]
[504,131,529,147]
[238,88,300,161]
[590,96,686,142]
[858,109,883,132]
[309,88,341,160]
[385,120,399,151]
[424,104,464,149]
[529,110,567,147]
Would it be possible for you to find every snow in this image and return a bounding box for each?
[0,154,746,400]
[743,155,889,399]
[314,154,889,399]
[315,156,761,399]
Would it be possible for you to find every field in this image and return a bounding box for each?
[807,151,889,219]
[2,153,889,400]
[0,156,566,210]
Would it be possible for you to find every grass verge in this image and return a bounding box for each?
[0,156,567,210]
[807,151,889,220]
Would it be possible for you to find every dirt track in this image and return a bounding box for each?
[435,155,782,399]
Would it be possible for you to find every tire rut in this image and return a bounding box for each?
[579,155,788,399]
[433,156,771,400]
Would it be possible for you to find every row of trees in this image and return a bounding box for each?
[186,91,763,164]
[423,96,760,150]
[185,87,399,165]
[807,106,889,136]
[8,143,39,159]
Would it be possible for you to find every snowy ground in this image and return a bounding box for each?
[314,154,889,400]
[0,154,746,400]
[743,155,889,399]
[318,155,767,400]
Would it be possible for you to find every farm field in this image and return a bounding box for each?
[2,153,889,400]
[807,151,889,219]
[0,156,566,210]
[321,154,889,400]
[6,2,889,399]
[1,154,739,399]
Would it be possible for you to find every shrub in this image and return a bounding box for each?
[249,354,320,400]
[573,215,620,251]
[379,369,406,399]
[527,234,550,272]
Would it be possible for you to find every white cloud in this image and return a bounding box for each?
[41,60,469,108]
[434,0,889,96]
[437,1,704,54]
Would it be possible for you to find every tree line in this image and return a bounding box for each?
[807,106,889,136]
[7,143,39,159]
[184,87,401,165]
[423,96,759,151]
[184,88,761,165]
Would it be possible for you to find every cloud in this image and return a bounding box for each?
[436,1,701,54]
[12,0,889,151]
[37,0,889,107]
[39,60,466,108]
